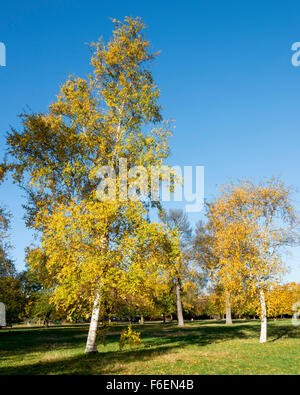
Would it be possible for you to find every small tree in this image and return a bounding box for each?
[0,276,27,324]
[193,221,234,324]
[0,208,27,324]
[163,209,193,327]
[0,206,14,277]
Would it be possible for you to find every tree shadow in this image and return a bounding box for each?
[0,344,180,375]
[1,320,299,374]
[269,325,300,342]
[0,326,89,357]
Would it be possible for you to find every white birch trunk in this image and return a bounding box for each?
[85,292,101,353]
[259,289,267,343]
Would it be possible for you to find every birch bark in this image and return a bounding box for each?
[259,289,267,343]
[85,291,101,353]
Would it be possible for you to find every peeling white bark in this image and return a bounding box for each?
[85,292,101,353]
[259,289,267,343]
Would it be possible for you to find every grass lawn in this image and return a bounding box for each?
[0,319,299,375]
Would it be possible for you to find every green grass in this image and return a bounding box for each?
[0,319,299,375]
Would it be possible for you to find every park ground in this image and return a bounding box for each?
[0,319,299,375]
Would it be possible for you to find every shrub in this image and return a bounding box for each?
[119,325,141,350]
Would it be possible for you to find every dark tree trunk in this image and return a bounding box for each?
[225,293,232,325]
[175,277,184,327]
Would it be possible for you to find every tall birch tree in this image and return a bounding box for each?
[1,17,176,353]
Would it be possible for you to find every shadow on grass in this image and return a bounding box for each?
[0,320,299,374]
[269,324,300,342]
[0,326,90,357]
[1,345,178,375]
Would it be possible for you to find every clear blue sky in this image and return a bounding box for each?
[0,0,300,281]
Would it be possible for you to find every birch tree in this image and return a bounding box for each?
[205,178,299,342]
[1,17,176,353]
